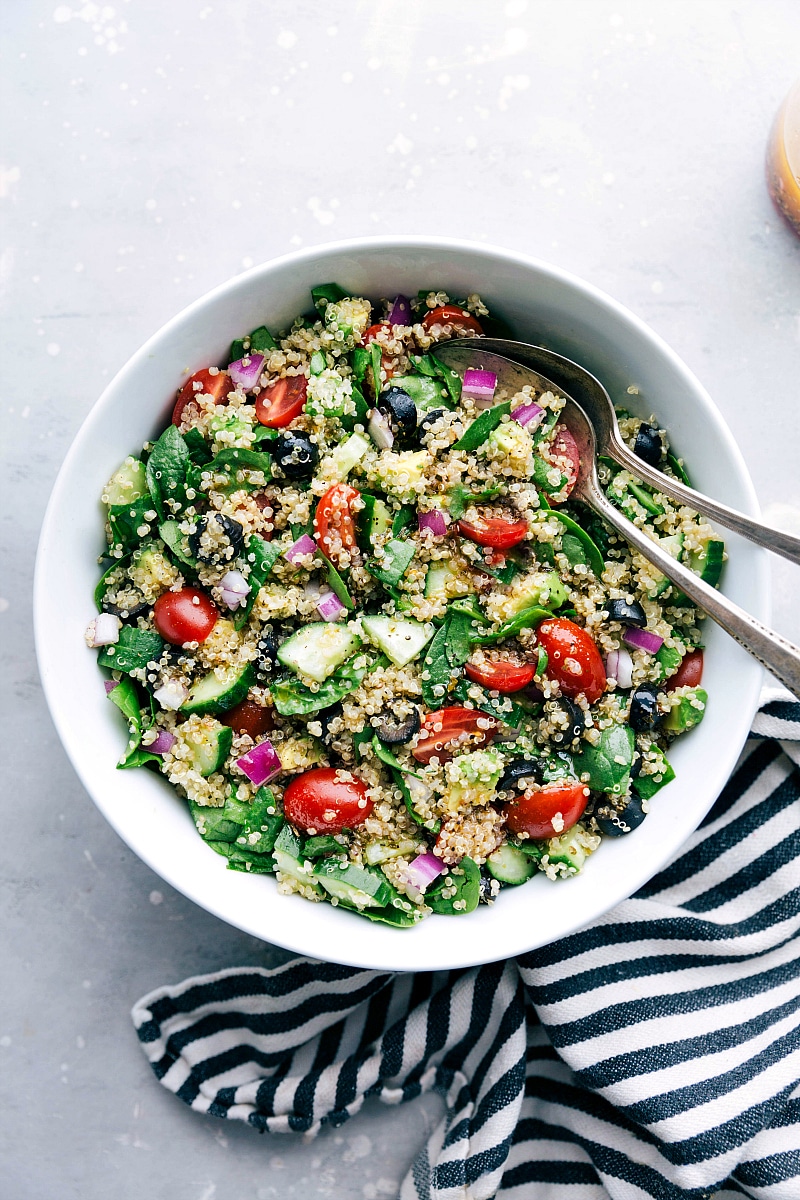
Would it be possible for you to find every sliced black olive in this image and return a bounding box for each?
[253,626,282,680]
[497,757,543,797]
[634,424,663,466]
[271,430,319,480]
[373,706,421,745]
[547,697,585,746]
[418,408,446,441]
[595,793,647,837]
[317,702,345,744]
[101,592,149,621]
[630,748,643,779]
[189,513,244,565]
[478,872,499,904]
[629,683,661,732]
[378,386,417,444]
[605,597,647,627]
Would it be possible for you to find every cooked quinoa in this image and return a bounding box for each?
[88,284,721,927]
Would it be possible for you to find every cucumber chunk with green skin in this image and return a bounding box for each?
[426,857,481,915]
[632,747,675,800]
[181,662,255,715]
[104,458,148,506]
[184,720,233,777]
[351,345,370,382]
[662,687,708,733]
[690,538,725,587]
[329,432,370,479]
[277,622,361,683]
[358,495,393,551]
[313,859,393,908]
[303,835,343,859]
[360,615,434,667]
[367,539,416,589]
[487,843,536,885]
[627,481,664,516]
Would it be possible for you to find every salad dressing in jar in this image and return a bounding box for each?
[767,80,800,235]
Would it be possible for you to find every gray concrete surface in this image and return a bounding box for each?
[3,1,800,1196]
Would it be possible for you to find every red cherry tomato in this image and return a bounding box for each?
[458,515,528,551]
[412,706,499,764]
[548,425,580,502]
[220,699,275,739]
[421,305,483,335]
[172,369,235,426]
[283,767,373,833]
[153,587,218,645]
[504,781,589,841]
[537,616,606,703]
[667,648,704,689]
[255,374,308,428]
[314,483,360,565]
[464,658,538,694]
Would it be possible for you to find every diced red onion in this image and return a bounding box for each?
[388,294,412,326]
[285,533,317,565]
[316,589,347,622]
[228,353,265,390]
[418,509,447,537]
[511,401,545,431]
[104,679,120,694]
[623,627,665,655]
[606,648,634,689]
[149,730,176,756]
[219,569,251,611]
[404,851,444,891]
[368,408,394,450]
[236,738,282,786]
[462,368,497,408]
[153,680,188,711]
[86,613,121,647]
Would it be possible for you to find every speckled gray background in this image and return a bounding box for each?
[3,1,800,1197]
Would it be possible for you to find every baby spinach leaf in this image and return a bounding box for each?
[234,535,284,630]
[107,497,153,552]
[326,558,355,611]
[370,341,383,399]
[452,401,512,452]
[390,768,440,833]
[341,381,370,432]
[183,427,213,464]
[94,553,130,609]
[351,346,370,383]
[573,725,634,796]
[532,407,559,445]
[632,747,675,800]
[205,448,272,479]
[392,505,416,536]
[146,425,190,520]
[451,679,526,728]
[532,456,567,494]
[312,282,348,313]
[421,623,457,709]
[270,656,377,717]
[249,324,277,352]
[108,676,160,767]
[445,611,473,667]
[159,520,198,570]
[667,452,691,487]
[448,482,504,521]
[471,606,552,646]
[426,857,481,915]
[553,512,605,577]
[367,539,415,589]
[98,627,165,674]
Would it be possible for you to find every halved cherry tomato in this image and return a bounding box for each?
[255,374,307,428]
[412,706,498,764]
[667,648,704,689]
[548,425,580,502]
[153,587,218,645]
[172,368,235,426]
[537,616,606,703]
[504,781,588,840]
[464,658,538,694]
[283,767,373,833]
[314,483,360,565]
[421,305,483,335]
[220,698,275,739]
[458,514,528,551]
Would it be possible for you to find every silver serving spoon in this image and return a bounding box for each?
[444,336,800,568]
[433,343,800,698]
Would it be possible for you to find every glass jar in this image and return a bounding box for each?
[767,79,800,236]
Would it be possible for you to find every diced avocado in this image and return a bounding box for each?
[184,719,233,777]
[662,687,708,733]
[689,537,725,587]
[181,662,255,716]
[442,747,503,814]
[329,432,370,479]
[360,615,434,667]
[277,622,361,683]
[393,374,450,413]
[632,746,675,800]
[358,495,393,551]
[363,839,419,865]
[130,542,174,595]
[312,859,393,908]
[423,558,475,600]
[501,570,569,617]
[487,843,537,885]
[546,823,592,874]
[208,411,251,443]
[103,457,148,506]
[376,450,429,500]
[487,421,533,466]
[323,296,372,343]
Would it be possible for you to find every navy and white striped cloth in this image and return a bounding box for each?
[133,686,800,1199]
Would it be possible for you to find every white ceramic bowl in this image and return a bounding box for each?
[35,237,768,971]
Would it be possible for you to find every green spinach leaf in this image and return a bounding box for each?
[107,497,153,552]
[325,558,355,611]
[573,724,634,796]
[159,520,198,570]
[146,425,190,520]
[205,448,272,480]
[234,535,284,630]
[471,606,552,646]
[448,482,503,521]
[270,655,377,716]
[452,401,511,452]
[98,627,164,674]
[421,623,457,709]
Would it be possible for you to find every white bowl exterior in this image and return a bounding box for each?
[35,238,767,971]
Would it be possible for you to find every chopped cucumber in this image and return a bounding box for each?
[358,495,393,551]
[329,432,370,480]
[185,720,233,777]
[181,662,255,716]
[423,558,474,600]
[272,825,321,889]
[313,859,393,908]
[360,615,434,667]
[103,457,148,506]
[689,538,725,587]
[277,622,361,683]
[487,843,536,885]
[662,687,708,733]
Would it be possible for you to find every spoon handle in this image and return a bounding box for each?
[584,484,800,698]
[610,437,800,567]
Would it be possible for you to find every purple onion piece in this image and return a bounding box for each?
[462,368,497,407]
[149,730,176,756]
[285,533,317,565]
[228,352,265,390]
[623,627,664,655]
[104,679,119,694]
[511,401,545,430]
[388,294,412,326]
[236,738,282,786]
[418,509,447,537]
[404,851,445,892]
[316,590,347,622]
[606,648,634,689]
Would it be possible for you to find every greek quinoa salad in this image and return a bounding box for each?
[86,284,722,928]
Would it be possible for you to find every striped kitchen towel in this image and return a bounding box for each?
[133,688,800,1199]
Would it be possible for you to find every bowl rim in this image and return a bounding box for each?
[34,235,769,969]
